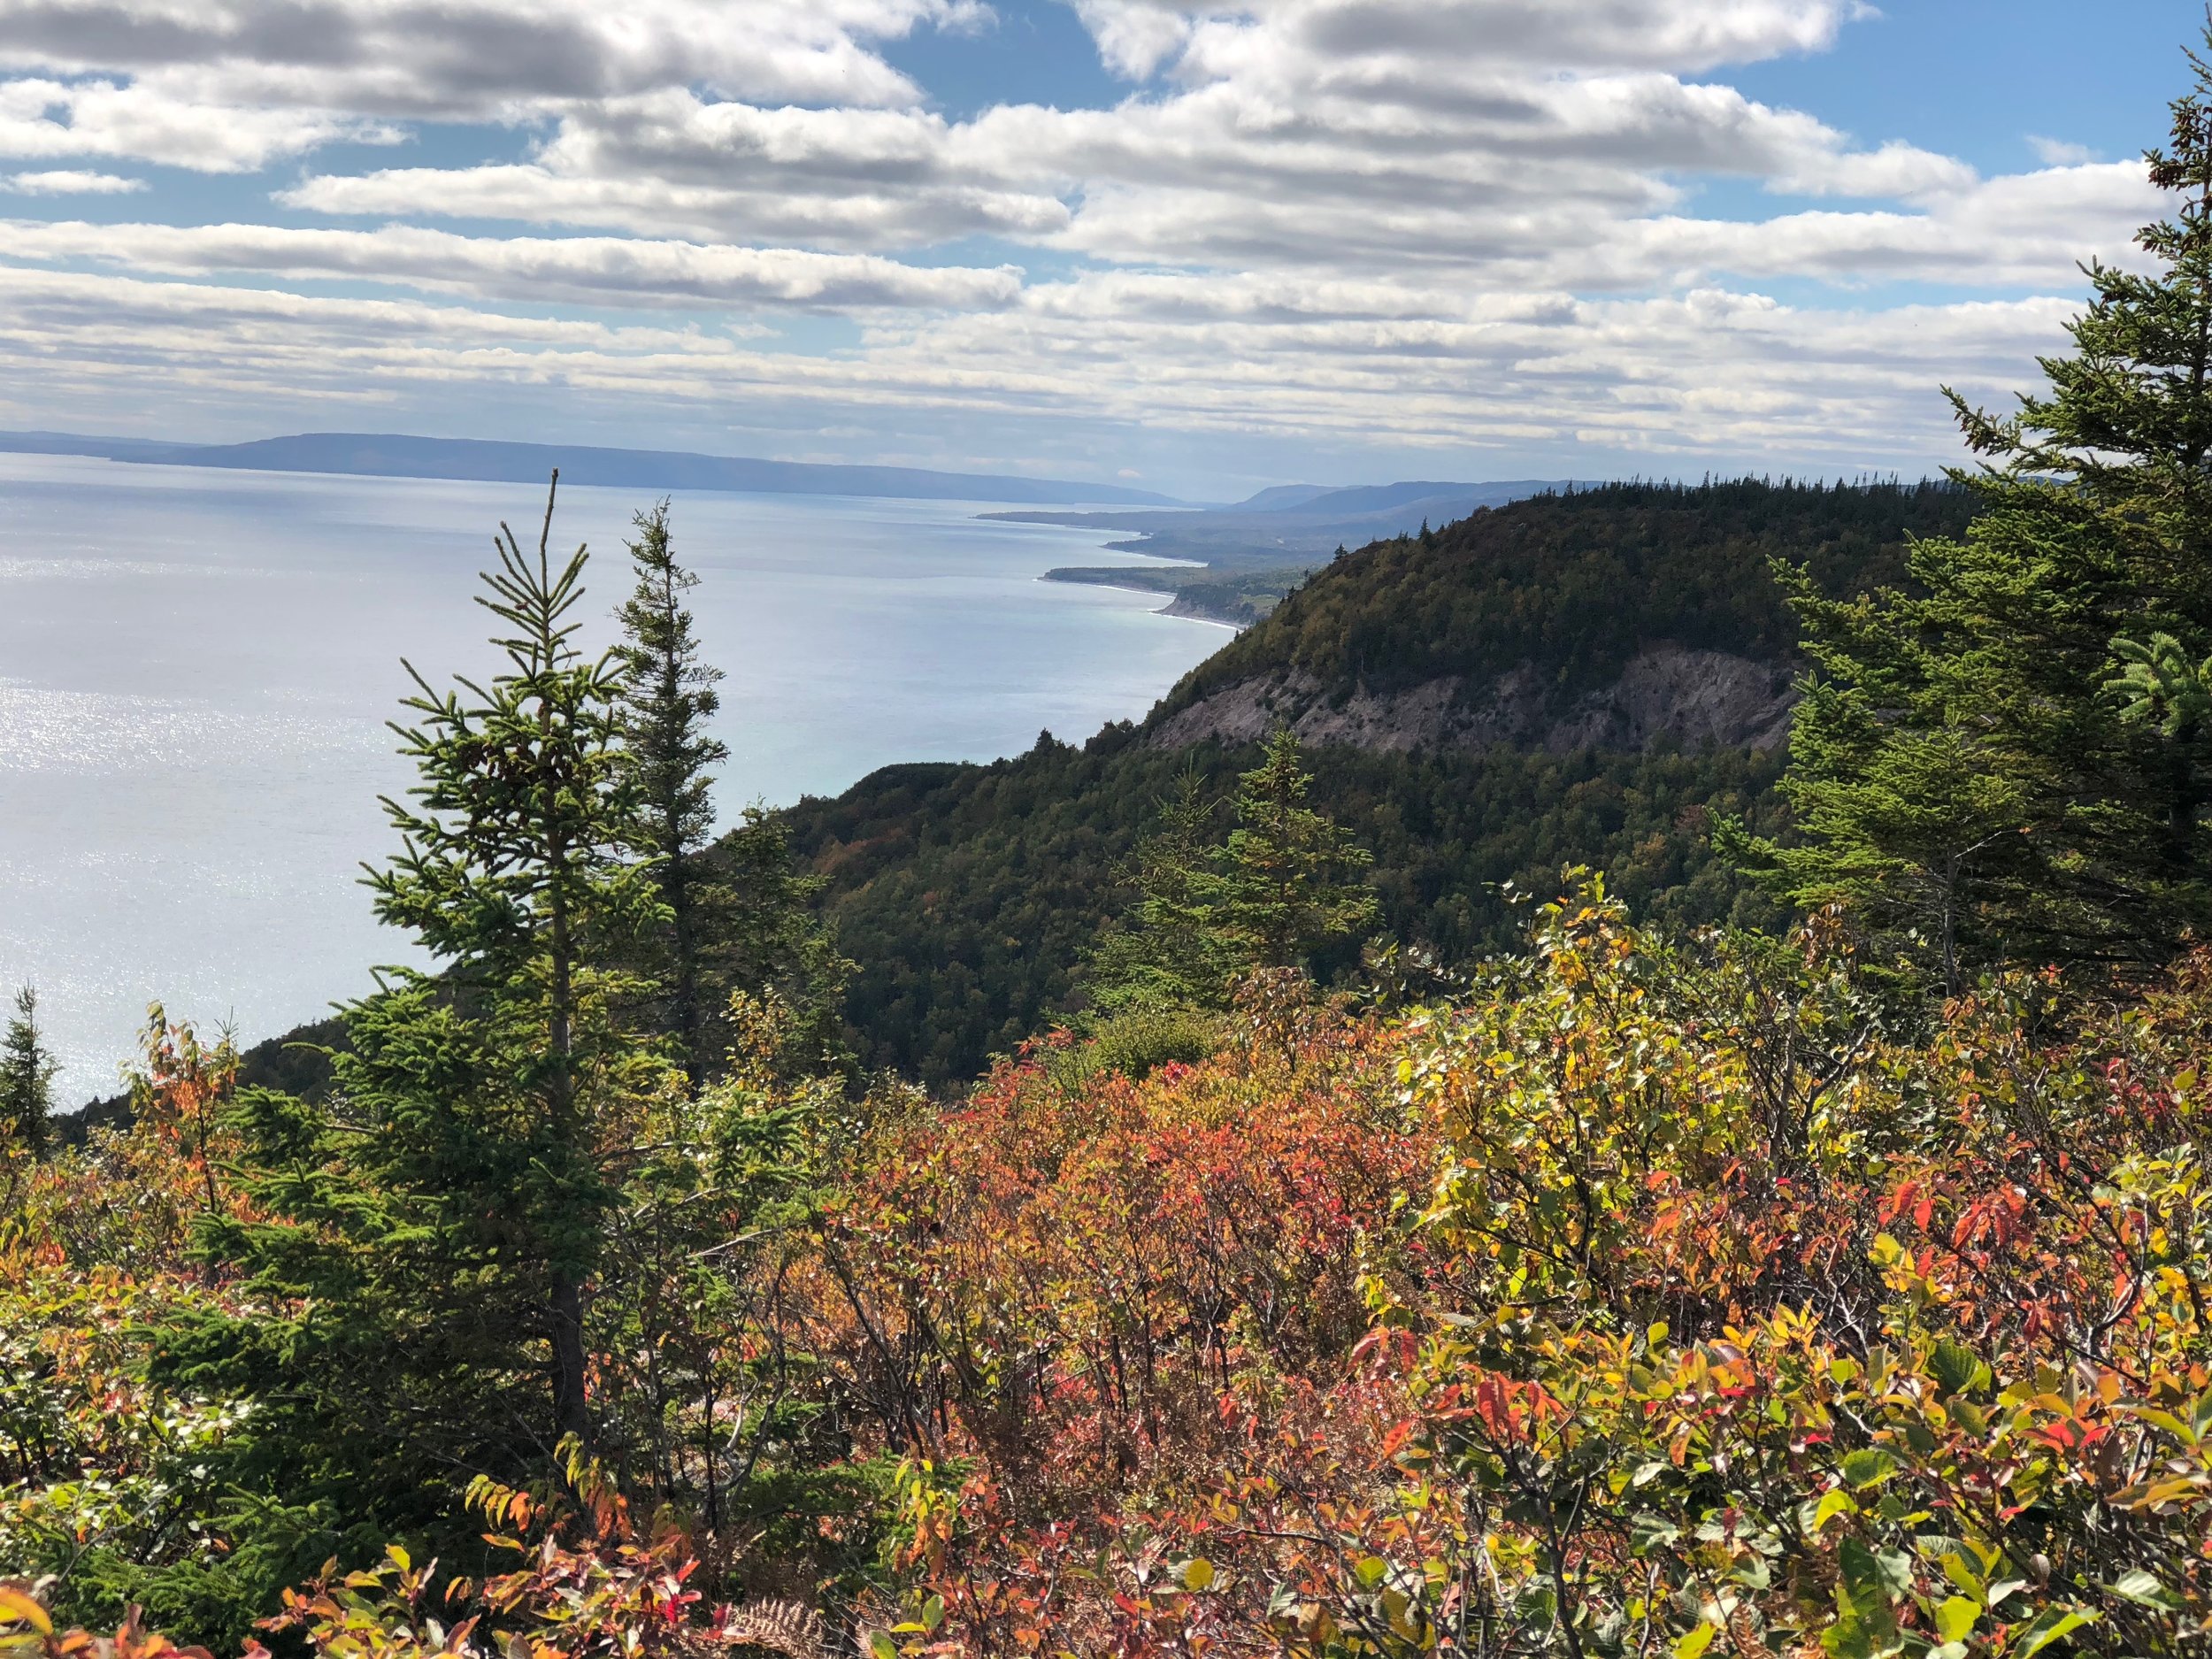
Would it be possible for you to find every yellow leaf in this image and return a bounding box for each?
[1935,1596,1978,1643]
[0,1588,53,1636]
[1674,1622,1716,1659]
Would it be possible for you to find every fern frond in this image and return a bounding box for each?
[718,1601,828,1659]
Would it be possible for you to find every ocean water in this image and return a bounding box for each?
[0,453,1218,1102]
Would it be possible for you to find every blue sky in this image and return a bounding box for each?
[0,0,2197,497]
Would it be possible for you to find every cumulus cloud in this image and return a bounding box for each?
[0,74,389,169]
[0,257,2068,470]
[1075,0,1864,80]
[0,0,2170,477]
[2028,134,2097,167]
[278,60,1998,280]
[281,94,1074,249]
[0,0,983,114]
[0,218,1024,308]
[1,165,142,190]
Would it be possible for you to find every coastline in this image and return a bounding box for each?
[1039,565,1248,630]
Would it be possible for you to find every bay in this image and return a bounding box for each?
[0,453,1218,1102]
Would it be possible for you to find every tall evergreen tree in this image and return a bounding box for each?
[709,805,853,1081]
[615,500,729,1092]
[1209,730,1379,972]
[1738,36,2212,978]
[164,474,662,1556]
[1084,770,1239,1015]
[1087,736,1377,1011]
[1,985,56,1159]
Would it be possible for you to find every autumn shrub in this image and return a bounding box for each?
[19,887,2212,1659]
[863,885,2212,1658]
[1041,1006,1224,1093]
[801,987,1433,1509]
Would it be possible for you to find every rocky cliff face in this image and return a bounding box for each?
[1148,646,1798,756]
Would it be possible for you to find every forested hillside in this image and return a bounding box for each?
[783,478,1976,1084]
[1161,476,1971,710]
[785,735,1789,1082]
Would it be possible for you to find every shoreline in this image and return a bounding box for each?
[1037,567,1246,630]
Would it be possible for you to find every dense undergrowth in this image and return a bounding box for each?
[11,885,2212,1656]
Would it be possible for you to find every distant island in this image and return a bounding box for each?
[0,429,1185,508]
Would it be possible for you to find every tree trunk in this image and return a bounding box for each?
[668,841,703,1094]
[546,832,593,1451]
[551,1266,591,1448]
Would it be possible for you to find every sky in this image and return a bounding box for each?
[0,0,2199,500]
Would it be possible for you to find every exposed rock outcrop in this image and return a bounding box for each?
[1148,646,1797,756]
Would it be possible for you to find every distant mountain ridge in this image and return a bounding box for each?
[999,478,1569,570]
[0,429,1184,507]
[1024,476,1572,627]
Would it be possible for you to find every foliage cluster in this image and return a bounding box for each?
[1086,733,1378,1017]
[851,887,2212,1659]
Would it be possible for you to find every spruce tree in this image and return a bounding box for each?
[615,500,729,1091]
[1085,770,1240,1014]
[1209,731,1379,973]
[1740,37,2212,977]
[1087,738,1377,1009]
[1212,730,1380,973]
[1,985,56,1159]
[165,474,662,1551]
[710,805,853,1080]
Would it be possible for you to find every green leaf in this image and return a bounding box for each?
[1928,1340,1987,1399]
[1813,1488,1859,1531]
[868,1634,896,1659]
[1838,1537,1899,1612]
[2011,1607,2094,1659]
[1938,1551,1984,1601]
[920,1595,946,1632]
[1841,1448,1899,1490]
[2105,1571,2183,1611]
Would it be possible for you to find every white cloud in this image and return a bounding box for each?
[0,0,982,114]
[1076,0,1864,79]
[0,0,2170,480]
[281,93,1075,249]
[1,165,142,191]
[0,257,2069,472]
[0,217,1024,308]
[0,74,389,169]
[278,62,2006,280]
[2028,135,2097,167]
